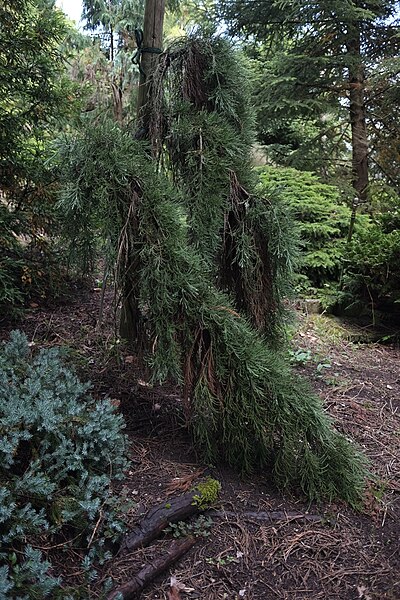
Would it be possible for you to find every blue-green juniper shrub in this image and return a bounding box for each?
[0,331,128,597]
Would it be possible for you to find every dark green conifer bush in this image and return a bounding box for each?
[148,36,297,340]
[58,118,367,506]
[257,166,352,290]
[0,202,70,316]
[0,0,81,318]
[0,331,127,598]
[334,186,400,322]
[341,224,400,322]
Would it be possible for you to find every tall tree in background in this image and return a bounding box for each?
[0,0,75,193]
[82,0,144,59]
[81,0,144,121]
[218,0,400,206]
[0,0,81,310]
[249,46,352,183]
[367,53,400,191]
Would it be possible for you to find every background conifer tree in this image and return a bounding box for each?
[218,0,400,203]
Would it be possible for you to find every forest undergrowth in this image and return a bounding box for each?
[1,286,398,599]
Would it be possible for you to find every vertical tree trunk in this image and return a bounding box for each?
[120,0,166,345]
[136,0,166,128]
[347,30,369,213]
[110,24,114,62]
[111,80,123,123]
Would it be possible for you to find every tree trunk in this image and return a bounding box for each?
[136,0,166,129]
[110,24,114,62]
[111,81,123,123]
[347,30,369,209]
[119,284,141,344]
[119,0,166,345]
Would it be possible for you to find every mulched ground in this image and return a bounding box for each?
[1,285,399,600]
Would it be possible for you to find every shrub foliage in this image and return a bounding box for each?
[257,166,352,290]
[0,0,81,317]
[0,331,127,597]
[342,222,400,322]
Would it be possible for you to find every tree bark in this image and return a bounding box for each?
[347,29,369,208]
[136,0,166,128]
[110,23,114,62]
[118,188,142,346]
[107,537,197,600]
[119,0,166,344]
[121,491,200,553]
[119,284,141,344]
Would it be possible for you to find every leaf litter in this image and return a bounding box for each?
[1,291,399,599]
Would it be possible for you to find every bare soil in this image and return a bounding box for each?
[1,286,399,600]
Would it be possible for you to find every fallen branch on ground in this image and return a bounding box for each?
[107,536,197,600]
[208,510,328,524]
[121,491,200,553]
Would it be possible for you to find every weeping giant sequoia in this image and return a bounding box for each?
[146,36,288,339]
[59,35,367,504]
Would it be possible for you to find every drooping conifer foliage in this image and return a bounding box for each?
[147,36,295,337]
[58,34,367,504]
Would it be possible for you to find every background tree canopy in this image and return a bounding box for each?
[0,0,76,190]
[0,0,83,312]
[218,0,400,195]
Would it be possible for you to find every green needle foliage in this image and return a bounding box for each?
[0,331,128,596]
[257,167,352,289]
[0,0,84,315]
[58,115,367,505]
[148,36,296,338]
[217,0,400,192]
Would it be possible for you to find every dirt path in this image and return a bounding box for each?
[1,290,399,599]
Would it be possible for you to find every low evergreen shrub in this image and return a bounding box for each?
[0,204,70,318]
[257,167,352,290]
[314,187,400,323]
[341,223,400,323]
[0,331,128,598]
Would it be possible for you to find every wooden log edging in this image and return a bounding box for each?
[107,482,327,600]
[208,509,328,524]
